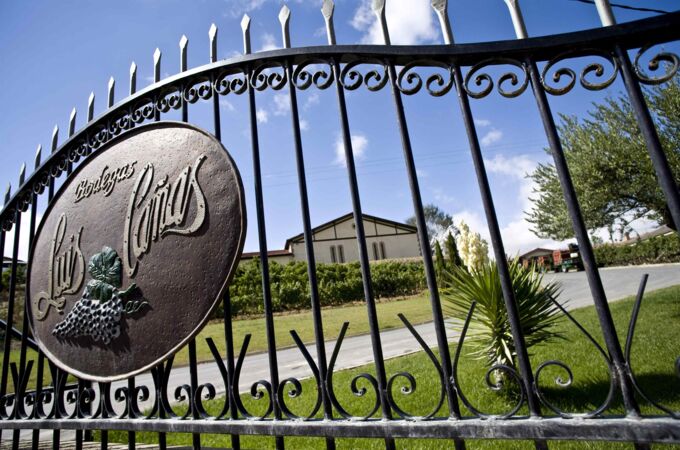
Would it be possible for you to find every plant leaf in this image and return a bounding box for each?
[86,279,114,302]
[88,246,122,287]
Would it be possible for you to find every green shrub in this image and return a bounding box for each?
[216,258,426,318]
[594,233,680,267]
[442,261,565,368]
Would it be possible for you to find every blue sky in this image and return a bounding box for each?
[1,0,676,260]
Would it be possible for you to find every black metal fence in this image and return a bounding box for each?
[1,0,679,448]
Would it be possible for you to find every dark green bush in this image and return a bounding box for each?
[217,258,426,318]
[594,233,680,267]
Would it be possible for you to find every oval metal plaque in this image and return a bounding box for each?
[27,122,246,381]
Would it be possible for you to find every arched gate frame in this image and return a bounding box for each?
[1,0,680,449]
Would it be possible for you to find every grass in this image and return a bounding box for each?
[0,292,434,392]
[99,285,680,449]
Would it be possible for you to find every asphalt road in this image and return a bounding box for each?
[7,263,679,443]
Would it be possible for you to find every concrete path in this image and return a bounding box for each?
[5,263,679,443]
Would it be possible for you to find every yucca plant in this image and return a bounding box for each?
[442,260,565,369]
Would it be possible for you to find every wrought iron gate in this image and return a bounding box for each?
[1,0,680,448]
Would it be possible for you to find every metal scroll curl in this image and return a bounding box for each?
[325,322,381,420]
[396,61,454,97]
[276,330,322,419]
[624,275,680,418]
[214,70,248,96]
[634,45,680,85]
[183,77,214,104]
[385,314,446,420]
[464,58,529,99]
[541,50,618,96]
[339,59,389,92]
[533,298,616,418]
[451,302,526,419]
[251,62,288,92]
[292,59,334,91]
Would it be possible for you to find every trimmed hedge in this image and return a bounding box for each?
[594,233,680,267]
[220,259,426,317]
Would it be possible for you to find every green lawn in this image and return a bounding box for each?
[100,285,680,449]
[1,292,434,392]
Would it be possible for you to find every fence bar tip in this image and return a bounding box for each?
[321,0,336,45]
[51,125,59,152]
[594,0,617,26]
[18,163,26,186]
[279,5,291,49]
[34,145,42,169]
[209,23,218,62]
[68,108,77,136]
[241,15,251,55]
[503,0,529,39]
[87,92,95,121]
[107,77,115,107]
[129,62,137,95]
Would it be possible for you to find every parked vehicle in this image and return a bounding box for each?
[552,244,584,272]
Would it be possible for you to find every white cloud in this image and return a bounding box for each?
[474,118,491,127]
[416,168,428,178]
[259,33,279,52]
[256,108,269,124]
[220,99,236,112]
[433,187,455,204]
[300,119,309,131]
[334,134,368,167]
[224,0,268,18]
[303,92,320,110]
[351,0,439,45]
[273,93,290,116]
[481,129,503,147]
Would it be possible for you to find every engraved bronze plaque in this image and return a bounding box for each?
[27,122,246,381]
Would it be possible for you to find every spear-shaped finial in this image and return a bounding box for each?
[503,0,528,39]
[18,163,26,186]
[51,125,59,153]
[129,61,137,95]
[209,23,218,63]
[153,48,162,83]
[88,92,95,121]
[431,0,454,45]
[372,0,390,45]
[69,107,77,136]
[34,145,42,169]
[4,184,11,205]
[321,0,336,45]
[594,0,616,26]
[107,76,115,107]
[279,5,291,49]
[241,14,251,55]
[179,35,188,72]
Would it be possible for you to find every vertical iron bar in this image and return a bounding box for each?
[279,7,335,450]
[323,5,394,448]
[0,193,5,450]
[431,5,546,449]
[223,291,240,450]
[241,14,284,450]
[210,24,240,450]
[179,33,201,450]
[527,56,644,415]
[152,45,167,450]
[502,0,644,423]
[2,209,22,447]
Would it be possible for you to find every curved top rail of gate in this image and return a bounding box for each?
[1,10,679,232]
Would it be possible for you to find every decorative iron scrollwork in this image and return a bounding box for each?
[634,45,680,85]
[396,61,454,97]
[340,59,389,92]
[541,50,618,95]
[292,59,334,90]
[464,58,529,99]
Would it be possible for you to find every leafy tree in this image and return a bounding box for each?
[433,240,445,282]
[526,78,680,241]
[443,232,463,270]
[406,204,456,242]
